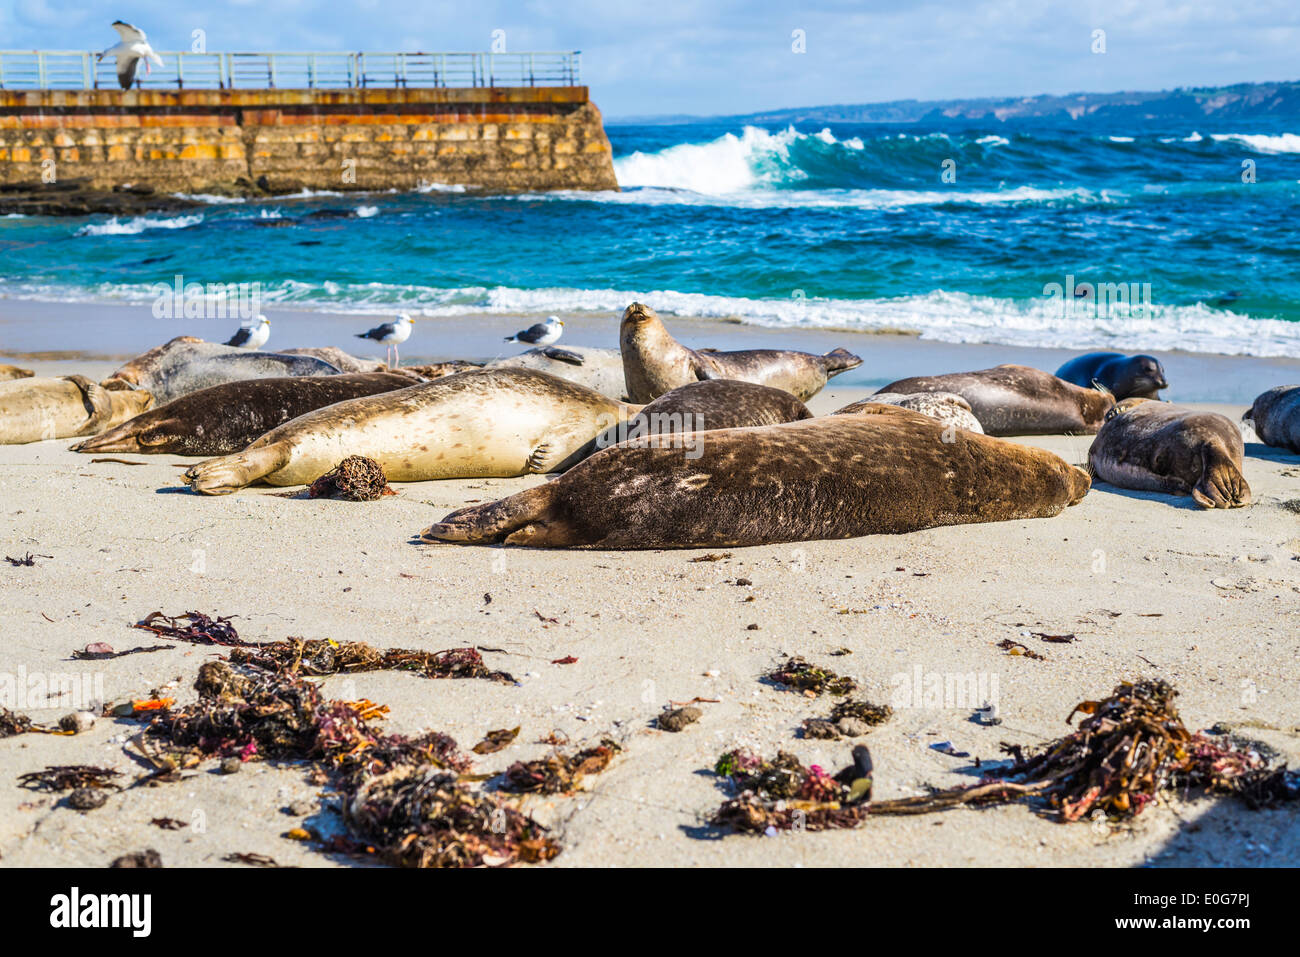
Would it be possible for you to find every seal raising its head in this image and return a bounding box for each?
[1088,398,1250,508]
[1243,385,1300,454]
[421,405,1090,549]
[1055,352,1168,400]
[619,302,861,403]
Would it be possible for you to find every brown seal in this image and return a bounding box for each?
[619,302,861,403]
[72,372,418,456]
[835,392,983,434]
[420,404,1090,548]
[570,378,812,465]
[0,364,34,381]
[0,375,154,445]
[1088,398,1250,508]
[877,364,1113,435]
[1244,385,1300,454]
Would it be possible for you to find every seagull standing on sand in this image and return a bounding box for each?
[98,21,165,90]
[225,315,270,350]
[356,314,414,368]
[505,315,564,347]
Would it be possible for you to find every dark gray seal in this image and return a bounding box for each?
[876,365,1113,435]
[1088,398,1250,508]
[620,302,862,403]
[1055,352,1168,399]
[1244,385,1300,454]
[420,405,1090,548]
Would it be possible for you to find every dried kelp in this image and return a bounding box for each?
[73,642,174,660]
[802,699,893,739]
[307,456,394,501]
[711,747,873,833]
[228,638,514,684]
[765,656,857,696]
[472,727,521,754]
[134,611,251,647]
[502,738,621,794]
[0,707,34,737]
[18,765,121,791]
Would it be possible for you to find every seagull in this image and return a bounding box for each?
[356,314,414,368]
[505,315,563,347]
[98,21,165,90]
[225,315,270,350]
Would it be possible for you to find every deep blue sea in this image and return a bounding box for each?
[2,119,1299,356]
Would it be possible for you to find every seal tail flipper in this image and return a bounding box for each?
[184,442,291,495]
[821,348,863,376]
[62,375,116,436]
[421,483,559,544]
[1191,450,1251,509]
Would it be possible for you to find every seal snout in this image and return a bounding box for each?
[622,302,655,324]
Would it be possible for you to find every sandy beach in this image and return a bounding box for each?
[1,312,1297,867]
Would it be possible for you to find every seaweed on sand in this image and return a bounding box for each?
[307,456,394,501]
[765,656,857,696]
[18,765,121,791]
[0,707,34,737]
[711,679,1299,834]
[228,638,514,684]
[134,611,251,647]
[501,738,622,794]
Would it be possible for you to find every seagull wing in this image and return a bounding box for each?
[517,322,550,343]
[224,328,251,347]
[117,56,139,89]
[357,322,395,341]
[112,20,148,43]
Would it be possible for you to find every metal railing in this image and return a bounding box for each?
[0,50,581,90]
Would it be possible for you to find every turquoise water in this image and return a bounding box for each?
[1,119,1298,356]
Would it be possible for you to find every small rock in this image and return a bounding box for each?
[836,717,874,737]
[68,788,108,811]
[285,798,316,816]
[801,718,840,739]
[219,757,242,775]
[110,849,163,868]
[656,706,702,733]
[746,623,759,631]
[59,711,96,734]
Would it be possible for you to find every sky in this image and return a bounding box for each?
[3,0,1298,117]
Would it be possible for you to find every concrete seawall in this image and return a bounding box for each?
[0,86,618,194]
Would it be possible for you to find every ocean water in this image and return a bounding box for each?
[2,119,1299,356]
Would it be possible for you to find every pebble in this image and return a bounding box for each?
[219,757,242,774]
[68,788,108,811]
[656,706,702,732]
[59,711,96,734]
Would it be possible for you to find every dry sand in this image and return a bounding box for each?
[1,350,1297,868]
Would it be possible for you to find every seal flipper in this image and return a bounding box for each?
[63,375,115,436]
[421,483,559,544]
[1191,449,1251,509]
[540,346,584,366]
[526,442,563,473]
[184,442,292,495]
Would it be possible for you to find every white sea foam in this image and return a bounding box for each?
[354,205,379,218]
[976,135,1010,146]
[415,181,469,193]
[74,214,204,237]
[1211,132,1300,154]
[172,192,247,204]
[1108,136,1135,143]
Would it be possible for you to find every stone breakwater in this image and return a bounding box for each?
[0,86,618,205]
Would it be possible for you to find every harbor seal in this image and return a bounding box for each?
[619,302,862,403]
[570,378,812,465]
[420,405,1090,548]
[0,375,154,445]
[835,392,983,434]
[105,337,342,403]
[279,347,387,373]
[1243,385,1300,454]
[1055,352,1168,399]
[1088,399,1250,508]
[489,346,627,401]
[72,372,418,456]
[0,364,34,381]
[876,365,1113,435]
[183,368,633,495]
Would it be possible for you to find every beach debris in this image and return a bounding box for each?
[90,457,147,466]
[228,638,514,683]
[690,552,732,562]
[68,788,110,811]
[110,850,163,868]
[533,609,559,624]
[930,741,971,758]
[4,553,47,566]
[135,611,250,647]
[765,655,857,696]
[151,817,187,830]
[551,655,578,665]
[58,711,96,734]
[802,699,893,739]
[974,701,1002,726]
[18,765,121,792]
[307,456,394,501]
[472,727,520,754]
[997,638,1045,660]
[223,852,284,867]
[1033,632,1076,643]
[711,747,875,832]
[656,706,701,732]
[502,738,621,794]
[219,757,243,774]
[0,707,35,737]
[73,642,174,660]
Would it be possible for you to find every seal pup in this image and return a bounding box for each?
[421,405,1090,549]
[1055,352,1168,399]
[1243,385,1300,454]
[489,345,627,401]
[105,337,341,403]
[1088,398,1250,508]
[876,365,1113,435]
[835,392,983,434]
[183,368,633,495]
[0,375,154,444]
[619,302,862,403]
[72,372,418,456]
[570,378,812,465]
[0,364,34,381]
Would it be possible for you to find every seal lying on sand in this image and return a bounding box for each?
[279,347,386,373]
[183,368,633,495]
[489,346,627,401]
[405,361,485,380]
[1088,399,1250,508]
[105,337,341,403]
[620,302,861,403]
[0,364,34,381]
[835,392,983,434]
[570,378,812,465]
[72,372,418,456]
[1243,385,1300,454]
[421,405,1090,548]
[0,376,154,444]
[1055,352,1168,399]
[876,365,1113,435]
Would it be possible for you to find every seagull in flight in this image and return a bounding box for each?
[505,315,564,347]
[98,21,165,90]
[356,314,414,368]
[225,315,270,350]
